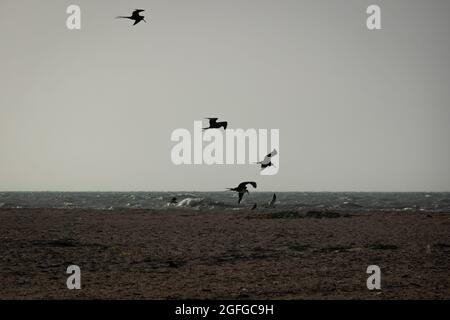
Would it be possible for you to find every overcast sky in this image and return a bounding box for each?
[1,0,450,192]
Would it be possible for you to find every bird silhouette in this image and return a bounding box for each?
[267,193,276,208]
[169,197,177,204]
[227,181,257,204]
[203,118,228,130]
[116,9,147,25]
[256,149,278,170]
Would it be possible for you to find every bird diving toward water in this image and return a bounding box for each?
[256,149,278,170]
[116,9,147,25]
[203,118,228,130]
[227,181,257,204]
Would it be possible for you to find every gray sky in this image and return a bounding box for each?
[1,0,450,192]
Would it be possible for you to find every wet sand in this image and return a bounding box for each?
[0,208,449,299]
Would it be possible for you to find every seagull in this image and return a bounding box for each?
[116,9,147,26]
[256,149,278,170]
[227,181,257,204]
[203,118,228,130]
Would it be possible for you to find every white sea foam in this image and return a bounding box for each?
[176,197,205,207]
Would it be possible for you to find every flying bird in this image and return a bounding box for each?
[116,9,147,25]
[203,118,228,130]
[256,149,278,170]
[227,181,257,204]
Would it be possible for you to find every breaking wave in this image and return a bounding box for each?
[171,197,235,209]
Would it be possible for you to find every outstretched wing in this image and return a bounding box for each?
[267,149,277,158]
[261,155,271,165]
[218,121,228,129]
[131,9,145,19]
[238,181,257,189]
[206,118,218,126]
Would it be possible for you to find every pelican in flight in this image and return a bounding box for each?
[227,181,257,204]
[256,149,278,170]
[203,118,228,130]
[116,9,147,25]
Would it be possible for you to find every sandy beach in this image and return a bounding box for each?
[0,208,449,299]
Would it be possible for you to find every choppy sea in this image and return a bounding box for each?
[1,192,449,212]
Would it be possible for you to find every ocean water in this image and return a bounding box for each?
[0,192,449,212]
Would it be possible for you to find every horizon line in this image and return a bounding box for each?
[1,190,449,193]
